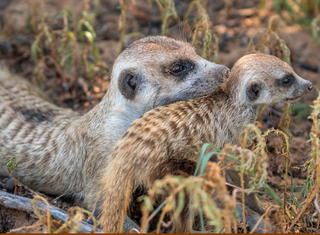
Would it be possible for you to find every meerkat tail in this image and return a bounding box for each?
[98,162,134,233]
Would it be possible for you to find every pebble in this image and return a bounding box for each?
[93,86,100,93]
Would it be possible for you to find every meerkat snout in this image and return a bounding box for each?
[203,60,230,81]
[215,65,230,83]
[223,69,230,81]
[305,82,313,92]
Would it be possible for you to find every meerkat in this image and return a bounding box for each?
[97,54,313,233]
[0,36,229,209]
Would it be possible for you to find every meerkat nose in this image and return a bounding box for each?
[218,66,230,82]
[307,83,313,92]
[224,69,230,80]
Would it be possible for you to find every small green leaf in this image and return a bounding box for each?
[6,157,17,173]
[264,183,283,207]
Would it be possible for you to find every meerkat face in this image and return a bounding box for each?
[228,54,313,105]
[112,36,229,109]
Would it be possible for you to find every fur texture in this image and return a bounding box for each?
[97,54,313,232]
[0,36,229,209]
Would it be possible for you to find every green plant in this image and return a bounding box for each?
[5,157,18,195]
[284,91,320,232]
[117,0,130,54]
[247,15,291,64]
[30,1,107,87]
[312,16,320,43]
[117,0,178,53]
[139,123,277,233]
[154,0,178,35]
[184,0,219,62]
[291,103,313,123]
[140,161,237,233]
[273,0,320,27]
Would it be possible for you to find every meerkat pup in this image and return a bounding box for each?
[97,54,313,233]
[0,36,229,209]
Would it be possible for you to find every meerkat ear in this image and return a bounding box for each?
[246,83,260,101]
[118,71,141,100]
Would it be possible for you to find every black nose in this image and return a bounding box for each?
[221,68,230,82]
[224,69,230,79]
[307,83,313,92]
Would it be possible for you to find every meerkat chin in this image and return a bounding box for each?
[97,53,312,233]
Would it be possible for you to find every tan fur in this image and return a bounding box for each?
[0,36,229,209]
[98,54,313,232]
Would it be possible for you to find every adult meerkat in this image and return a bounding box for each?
[0,36,229,209]
[97,54,313,233]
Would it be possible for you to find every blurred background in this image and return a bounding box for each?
[0,0,319,233]
[0,0,319,111]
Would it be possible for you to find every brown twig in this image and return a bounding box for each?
[287,184,320,232]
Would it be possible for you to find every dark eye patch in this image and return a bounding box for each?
[166,59,195,78]
[278,74,295,87]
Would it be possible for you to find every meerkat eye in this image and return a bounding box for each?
[169,60,195,77]
[172,64,184,73]
[279,74,295,87]
[170,63,186,75]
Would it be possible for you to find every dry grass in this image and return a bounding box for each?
[28,0,108,91]
[183,0,219,62]
[140,162,237,233]
[30,195,97,233]
[139,123,291,232]
[0,0,319,233]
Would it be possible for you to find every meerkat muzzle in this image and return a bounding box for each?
[224,69,230,81]
[216,66,230,83]
[306,83,313,92]
[286,81,313,102]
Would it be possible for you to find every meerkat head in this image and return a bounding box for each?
[226,54,313,106]
[110,36,229,110]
